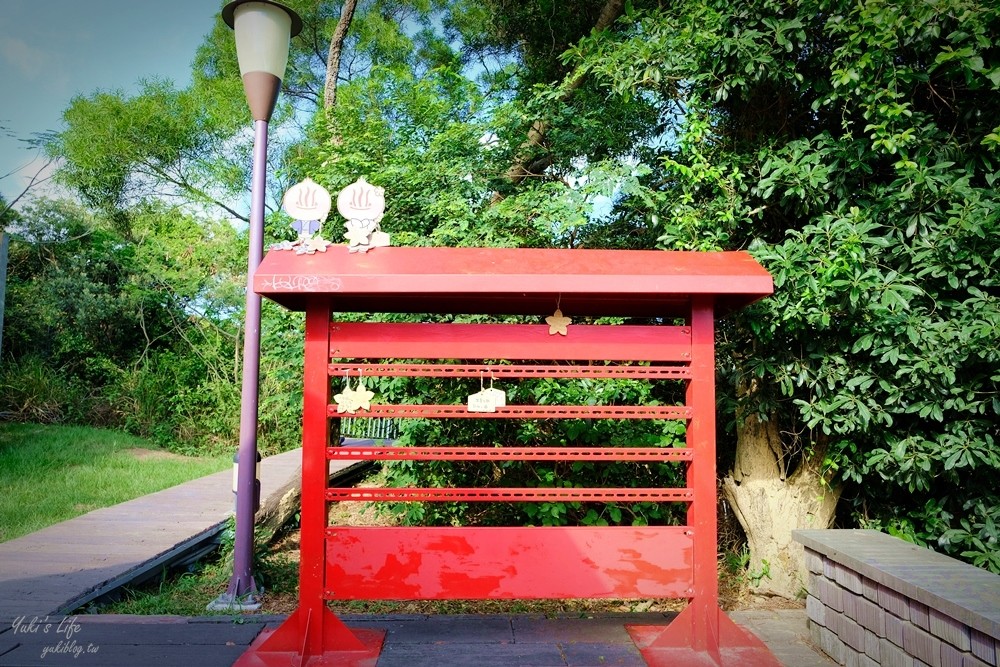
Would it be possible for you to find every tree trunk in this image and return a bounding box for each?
[256,463,303,540]
[721,411,841,598]
[257,421,343,544]
[503,0,627,186]
[324,0,358,110]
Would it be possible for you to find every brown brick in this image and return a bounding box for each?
[810,619,824,647]
[880,584,911,620]
[806,548,824,574]
[886,612,907,648]
[807,594,826,626]
[824,556,837,579]
[882,638,916,667]
[836,563,866,594]
[819,625,847,665]
[911,600,930,631]
[939,642,966,667]
[856,595,886,637]
[859,654,880,667]
[904,622,943,666]
[842,615,867,652]
[827,608,844,636]
[969,628,996,664]
[823,578,846,613]
[862,576,879,602]
[866,629,882,661]
[929,609,971,652]
[844,589,860,621]
[961,652,992,667]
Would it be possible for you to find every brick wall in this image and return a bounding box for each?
[803,546,998,667]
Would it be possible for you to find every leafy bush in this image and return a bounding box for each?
[0,356,91,424]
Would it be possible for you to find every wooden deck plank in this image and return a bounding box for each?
[0,448,310,621]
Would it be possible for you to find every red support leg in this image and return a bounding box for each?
[235,300,384,667]
[626,298,780,666]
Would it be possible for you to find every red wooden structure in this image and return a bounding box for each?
[237,246,779,667]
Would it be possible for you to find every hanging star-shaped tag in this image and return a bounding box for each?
[545,308,571,336]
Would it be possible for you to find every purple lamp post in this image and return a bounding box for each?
[215,0,302,610]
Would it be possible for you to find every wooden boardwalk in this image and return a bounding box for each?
[0,448,314,621]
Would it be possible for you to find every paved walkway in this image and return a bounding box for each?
[0,610,836,666]
[0,449,306,620]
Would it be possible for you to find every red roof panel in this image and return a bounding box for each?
[253,246,772,317]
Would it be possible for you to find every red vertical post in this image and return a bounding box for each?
[299,300,333,650]
[687,296,720,655]
[234,300,384,666]
[627,295,780,666]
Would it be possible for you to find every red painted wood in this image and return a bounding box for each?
[325,487,692,502]
[329,322,691,362]
[686,298,720,649]
[246,245,778,666]
[298,301,334,656]
[627,605,783,667]
[329,404,692,419]
[329,362,692,380]
[324,527,694,600]
[253,245,773,317]
[327,446,693,462]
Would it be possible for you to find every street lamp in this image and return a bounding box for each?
[214,0,301,611]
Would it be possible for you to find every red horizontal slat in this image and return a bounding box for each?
[328,362,692,379]
[329,404,692,420]
[324,526,694,600]
[329,322,691,362]
[325,487,692,502]
[327,446,693,462]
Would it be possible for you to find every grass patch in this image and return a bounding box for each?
[0,422,229,542]
[95,520,300,616]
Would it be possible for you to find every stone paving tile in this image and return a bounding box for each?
[559,640,646,666]
[350,614,515,644]
[0,610,839,667]
[512,613,671,644]
[375,642,568,667]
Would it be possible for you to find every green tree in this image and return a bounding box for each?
[49,79,253,238]
[555,0,1000,589]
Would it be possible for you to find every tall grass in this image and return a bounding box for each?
[0,422,229,542]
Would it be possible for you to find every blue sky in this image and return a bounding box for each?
[0,0,218,203]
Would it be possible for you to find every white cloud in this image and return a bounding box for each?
[0,36,51,80]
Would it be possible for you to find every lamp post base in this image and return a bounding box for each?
[206,591,263,612]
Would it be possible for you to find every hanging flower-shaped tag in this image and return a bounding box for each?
[545,309,572,336]
[335,375,375,415]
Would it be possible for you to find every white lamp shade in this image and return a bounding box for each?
[231,2,293,78]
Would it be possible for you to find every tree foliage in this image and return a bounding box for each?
[556,0,1000,569]
[289,0,1000,571]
